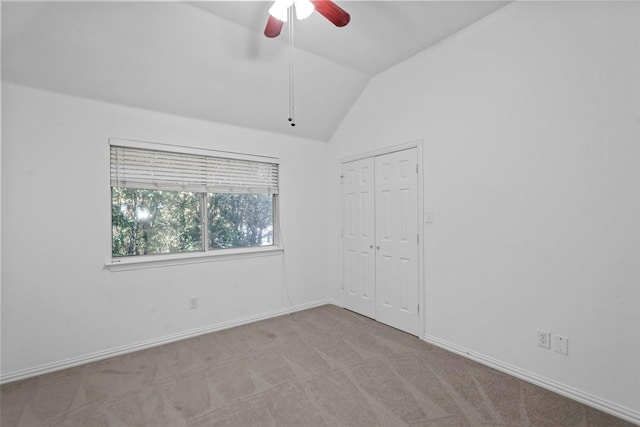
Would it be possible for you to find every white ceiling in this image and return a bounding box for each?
[2,1,509,141]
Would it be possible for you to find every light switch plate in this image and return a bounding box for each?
[425,211,433,223]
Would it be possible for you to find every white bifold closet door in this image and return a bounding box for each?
[342,156,376,319]
[342,148,419,336]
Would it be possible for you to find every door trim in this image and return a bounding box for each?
[339,140,424,339]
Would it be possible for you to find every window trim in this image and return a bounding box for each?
[106,138,282,270]
[105,246,284,272]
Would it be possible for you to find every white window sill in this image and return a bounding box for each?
[105,246,283,272]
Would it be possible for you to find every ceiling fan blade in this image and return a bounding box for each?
[310,1,350,27]
[264,15,284,38]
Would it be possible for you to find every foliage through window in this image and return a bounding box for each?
[110,142,278,257]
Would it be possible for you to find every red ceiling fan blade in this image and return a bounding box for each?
[264,15,284,38]
[310,1,350,27]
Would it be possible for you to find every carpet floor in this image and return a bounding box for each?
[0,304,635,426]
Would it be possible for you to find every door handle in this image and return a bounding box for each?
[369,245,373,249]
[376,246,380,250]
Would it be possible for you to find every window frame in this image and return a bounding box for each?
[105,138,282,272]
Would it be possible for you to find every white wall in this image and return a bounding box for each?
[1,83,330,378]
[328,0,640,418]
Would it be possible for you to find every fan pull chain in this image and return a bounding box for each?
[288,6,296,127]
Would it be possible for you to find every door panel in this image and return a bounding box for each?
[341,148,420,336]
[341,158,376,318]
[375,148,419,335]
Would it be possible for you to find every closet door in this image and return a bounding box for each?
[374,148,419,335]
[341,158,376,318]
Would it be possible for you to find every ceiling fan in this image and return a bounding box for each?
[264,0,351,38]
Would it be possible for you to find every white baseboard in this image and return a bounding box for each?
[423,334,640,426]
[11,304,634,424]
[0,298,336,385]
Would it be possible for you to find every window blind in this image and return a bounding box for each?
[110,145,279,194]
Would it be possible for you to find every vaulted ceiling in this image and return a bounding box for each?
[2,1,509,141]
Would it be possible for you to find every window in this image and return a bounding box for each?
[110,141,278,259]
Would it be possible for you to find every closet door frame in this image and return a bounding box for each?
[339,140,425,339]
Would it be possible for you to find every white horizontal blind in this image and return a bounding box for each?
[110,145,278,194]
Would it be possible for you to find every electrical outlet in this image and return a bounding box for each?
[189,296,198,310]
[537,330,551,349]
[554,335,568,355]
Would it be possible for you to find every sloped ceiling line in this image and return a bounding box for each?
[2,1,508,141]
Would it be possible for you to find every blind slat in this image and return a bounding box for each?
[111,146,279,194]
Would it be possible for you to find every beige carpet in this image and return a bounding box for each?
[0,305,634,426]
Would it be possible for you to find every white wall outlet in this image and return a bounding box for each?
[189,296,198,310]
[554,335,568,355]
[537,329,551,349]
